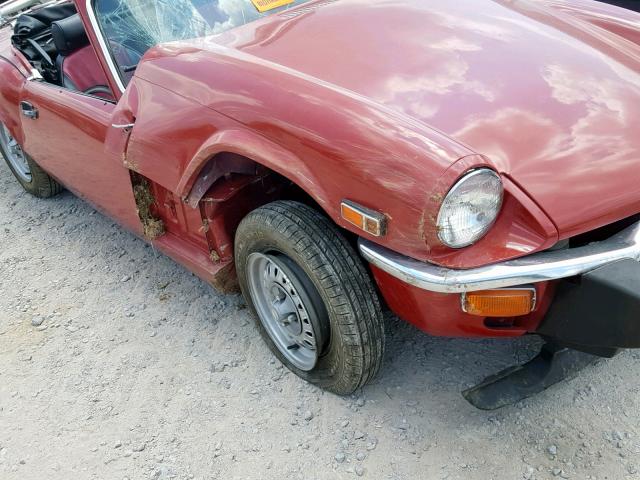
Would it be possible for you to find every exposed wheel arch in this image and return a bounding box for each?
[176,129,333,215]
[186,151,361,268]
[186,150,354,235]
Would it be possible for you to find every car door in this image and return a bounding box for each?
[18,80,142,234]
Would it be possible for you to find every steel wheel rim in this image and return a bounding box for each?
[247,252,320,371]
[0,123,31,183]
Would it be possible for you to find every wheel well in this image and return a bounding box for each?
[191,151,324,213]
[193,153,359,257]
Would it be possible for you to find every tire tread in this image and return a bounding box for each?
[236,201,385,394]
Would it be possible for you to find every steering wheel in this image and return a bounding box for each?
[83,85,114,99]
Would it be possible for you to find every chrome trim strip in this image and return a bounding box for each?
[27,68,43,81]
[359,221,640,293]
[111,123,135,130]
[85,0,126,94]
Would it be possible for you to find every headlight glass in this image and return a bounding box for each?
[436,169,503,248]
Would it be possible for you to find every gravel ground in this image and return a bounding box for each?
[1,159,640,480]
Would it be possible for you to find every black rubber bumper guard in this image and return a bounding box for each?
[464,259,640,410]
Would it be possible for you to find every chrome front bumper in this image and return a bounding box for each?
[358,221,640,293]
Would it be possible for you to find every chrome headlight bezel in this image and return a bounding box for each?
[436,168,504,249]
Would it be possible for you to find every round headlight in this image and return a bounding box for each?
[436,168,503,248]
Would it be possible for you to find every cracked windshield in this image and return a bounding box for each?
[94,0,313,83]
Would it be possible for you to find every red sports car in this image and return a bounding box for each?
[1,0,639,408]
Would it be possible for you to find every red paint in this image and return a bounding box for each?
[19,80,142,233]
[1,0,639,339]
[372,266,556,337]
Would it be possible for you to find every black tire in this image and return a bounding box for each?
[235,200,385,395]
[12,153,61,198]
[0,129,62,198]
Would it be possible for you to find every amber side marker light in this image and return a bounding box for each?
[341,200,387,237]
[462,288,536,317]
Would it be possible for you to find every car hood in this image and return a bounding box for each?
[191,0,640,238]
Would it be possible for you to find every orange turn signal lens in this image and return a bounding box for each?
[462,288,536,317]
[341,200,387,237]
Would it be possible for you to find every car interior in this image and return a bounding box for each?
[11,1,115,100]
[10,0,202,96]
[9,0,263,96]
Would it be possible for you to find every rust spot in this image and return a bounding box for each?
[429,192,444,204]
[124,157,140,172]
[418,214,427,241]
[211,263,239,294]
[132,177,165,240]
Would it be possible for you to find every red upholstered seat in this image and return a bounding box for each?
[60,45,113,100]
[52,13,114,100]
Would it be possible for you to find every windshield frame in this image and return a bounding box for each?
[87,0,127,93]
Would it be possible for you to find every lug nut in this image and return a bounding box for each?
[281,314,297,327]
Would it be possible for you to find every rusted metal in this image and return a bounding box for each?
[185,153,258,208]
[199,173,283,263]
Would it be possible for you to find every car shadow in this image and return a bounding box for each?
[365,312,551,416]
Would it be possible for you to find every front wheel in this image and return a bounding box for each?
[235,201,385,395]
[0,122,62,198]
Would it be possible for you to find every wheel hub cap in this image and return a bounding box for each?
[0,123,31,183]
[246,253,320,371]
